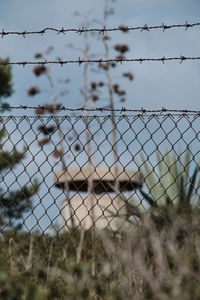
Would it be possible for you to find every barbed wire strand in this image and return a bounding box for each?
[1,22,200,37]
[1,56,200,67]
[1,106,200,114]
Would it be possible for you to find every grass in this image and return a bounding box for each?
[1,204,200,299]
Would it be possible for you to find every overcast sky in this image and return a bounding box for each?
[0,0,200,111]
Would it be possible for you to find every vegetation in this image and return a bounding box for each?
[0,58,13,108]
[0,58,38,230]
[0,148,200,299]
[1,195,200,299]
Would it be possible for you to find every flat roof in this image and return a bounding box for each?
[54,166,143,192]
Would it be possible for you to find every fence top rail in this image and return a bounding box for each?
[1,21,200,37]
[0,113,200,120]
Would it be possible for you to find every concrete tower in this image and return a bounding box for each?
[55,166,143,230]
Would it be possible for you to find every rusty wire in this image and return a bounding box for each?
[0,56,200,67]
[1,21,200,37]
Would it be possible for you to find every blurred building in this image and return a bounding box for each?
[55,166,143,230]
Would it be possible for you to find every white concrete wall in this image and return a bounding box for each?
[61,193,127,230]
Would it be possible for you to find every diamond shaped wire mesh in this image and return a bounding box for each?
[1,113,200,274]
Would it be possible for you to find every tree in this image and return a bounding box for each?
[0,58,38,231]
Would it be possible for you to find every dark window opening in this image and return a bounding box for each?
[93,180,115,194]
[119,181,138,191]
[68,180,88,192]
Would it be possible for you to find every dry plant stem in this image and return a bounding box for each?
[103,8,119,184]
[47,239,54,280]
[8,238,17,273]
[64,183,75,229]
[76,226,85,264]
[83,17,96,276]
[25,234,34,271]
[46,67,75,227]
[46,69,66,169]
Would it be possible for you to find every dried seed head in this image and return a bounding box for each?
[123,72,134,81]
[33,65,47,76]
[44,104,54,113]
[74,144,81,152]
[117,90,126,96]
[111,63,116,68]
[38,125,45,132]
[103,35,110,41]
[113,84,119,92]
[34,53,43,59]
[114,44,129,53]
[27,87,40,96]
[35,107,45,115]
[38,125,55,135]
[55,103,62,111]
[47,125,55,133]
[91,94,99,102]
[98,81,105,87]
[44,104,61,114]
[53,149,64,158]
[116,54,125,61]
[91,82,97,90]
[38,138,50,147]
[99,63,109,70]
[119,25,129,33]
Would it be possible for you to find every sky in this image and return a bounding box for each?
[0,0,200,110]
[0,0,200,232]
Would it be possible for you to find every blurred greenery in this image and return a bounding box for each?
[1,204,200,300]
[0,59,39,231]
[0,58,13,110]
[0,230,123,300]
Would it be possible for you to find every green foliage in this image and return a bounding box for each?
[0,133,38,231]
[0,231,123,300]
[138,150,200,207]
[112,150,200,224]
[0,59,38,231]
[0,179,38,230]
[0,146,26,171]
[1,213,200,300]
[0,58,13,100]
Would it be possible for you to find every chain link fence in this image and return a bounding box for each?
[1,112,200,231]
[1,112,200,285]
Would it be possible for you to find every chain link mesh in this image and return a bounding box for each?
[1,112,200,277]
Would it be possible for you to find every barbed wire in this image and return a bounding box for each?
[1,56,200,67]
[1,105,200,114]
[1,22,200,37]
